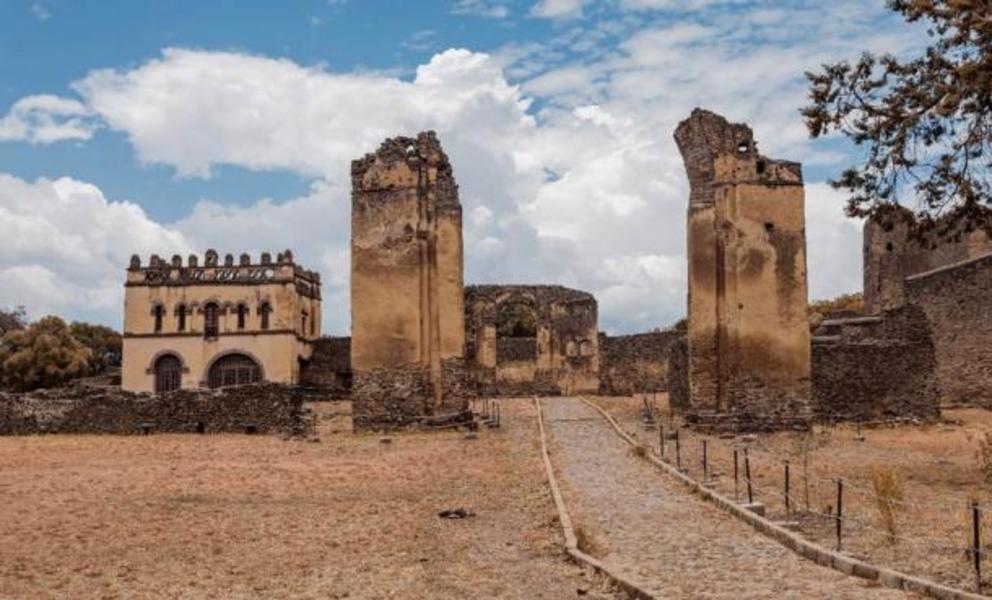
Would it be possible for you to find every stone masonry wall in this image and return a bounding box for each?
[905,254,992,406]
[598,330,680,395]
[300,336,352,398]
[0,383,314,436]
[811,305,939,422]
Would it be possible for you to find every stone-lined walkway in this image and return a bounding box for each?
[544,397,911,599]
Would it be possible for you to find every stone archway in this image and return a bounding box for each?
[206,352,262,389]
[154,353,183,393]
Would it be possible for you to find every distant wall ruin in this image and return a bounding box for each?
[598,330,680,396]
[299,336,352,398]
[674,108,812,431]
[863,209,992,313]
[350,132,468,429]
[464,284,599,396]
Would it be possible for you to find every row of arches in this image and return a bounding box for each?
[153,352,262,393]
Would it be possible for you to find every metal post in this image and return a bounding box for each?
[675,429,681,471]
[784,460,791,516]
[836,479,844,552]
[702,440,708,481]
[974,501,982,593]
[744,448,753,504]
[659,424,665,459]
[733,449,739,502]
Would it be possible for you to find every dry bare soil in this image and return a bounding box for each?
[0,400,617,600]
[605,394,992,593]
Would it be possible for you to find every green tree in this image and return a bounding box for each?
[0,306,26,337]
[0,316,91,392]
[69,322,122,375]
[803,1,992,235]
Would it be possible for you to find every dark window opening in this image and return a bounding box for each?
[154,354,182,393]
[886,242,894,252]
[207,353,261,389]
[756,159,766,175]
[301,311,308,336]
[153,305,165,333]
[177,305,187,332]
[204,302,219,338]
[237,304,247,330]
[259,302,272,330]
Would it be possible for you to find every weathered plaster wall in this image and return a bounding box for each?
[904,254,992,406]
[464,284,599,396]
[811,306,939,421]
[675,108,812,431]
[598,330,680,395]
[0,384,314,436]
[350,132,467,428]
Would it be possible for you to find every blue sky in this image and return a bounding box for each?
[0,0,925,333]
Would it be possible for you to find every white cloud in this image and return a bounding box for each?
[530,0,588,19]
[31,2,51,20]
[3,1,917,332]
[451,0,510,18]
[0,95,97,144]
[0,174,188,325]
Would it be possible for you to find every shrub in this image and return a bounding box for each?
[871,468,904,545]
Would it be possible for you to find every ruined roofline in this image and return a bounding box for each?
[465,283,596,303]
[674,108,803,207]
[350,130,454,183]
[904,250,992,283]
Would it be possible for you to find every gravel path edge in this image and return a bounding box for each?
[534,396,657,600]
[579,396,988,600]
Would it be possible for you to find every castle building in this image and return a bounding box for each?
[121,249,322,393]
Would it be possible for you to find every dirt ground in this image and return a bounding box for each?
[601,394,992,594]
[0,399,618,600]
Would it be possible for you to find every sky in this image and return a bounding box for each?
[0,0,926,334]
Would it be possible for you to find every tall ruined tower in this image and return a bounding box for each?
[350,131,467,429]
[674,109,811,430]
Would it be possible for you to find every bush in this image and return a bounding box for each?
[69,321,122,374]
[0,316,91,392]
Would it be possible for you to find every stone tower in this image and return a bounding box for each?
[674,109,811,430]
[350,131,467,429]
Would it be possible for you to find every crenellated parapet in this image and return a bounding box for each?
[126,249,320,299]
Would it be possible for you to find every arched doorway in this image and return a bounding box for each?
[207,353,262,389]
[496,301,538,363]
[154,354,182,393]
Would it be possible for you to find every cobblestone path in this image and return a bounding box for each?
[544,397,911,599]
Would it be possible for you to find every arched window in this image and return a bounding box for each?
[207,353,261,389]
[259,302,272,330]
[237,304,247,330]
[176,304,187,332]
[204,302,219,338]
[154,354,182,393]
[153,304,165,333]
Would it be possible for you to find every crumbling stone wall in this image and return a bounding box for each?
[0,384,314,436]
[300,336,352,398]
[598,330,680,396]
[464,284,599,396]
[350,132,468,428]
[904,254,992,406]
[811,306,939,422]
[863,208,992,313]
[675,108,812,431]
